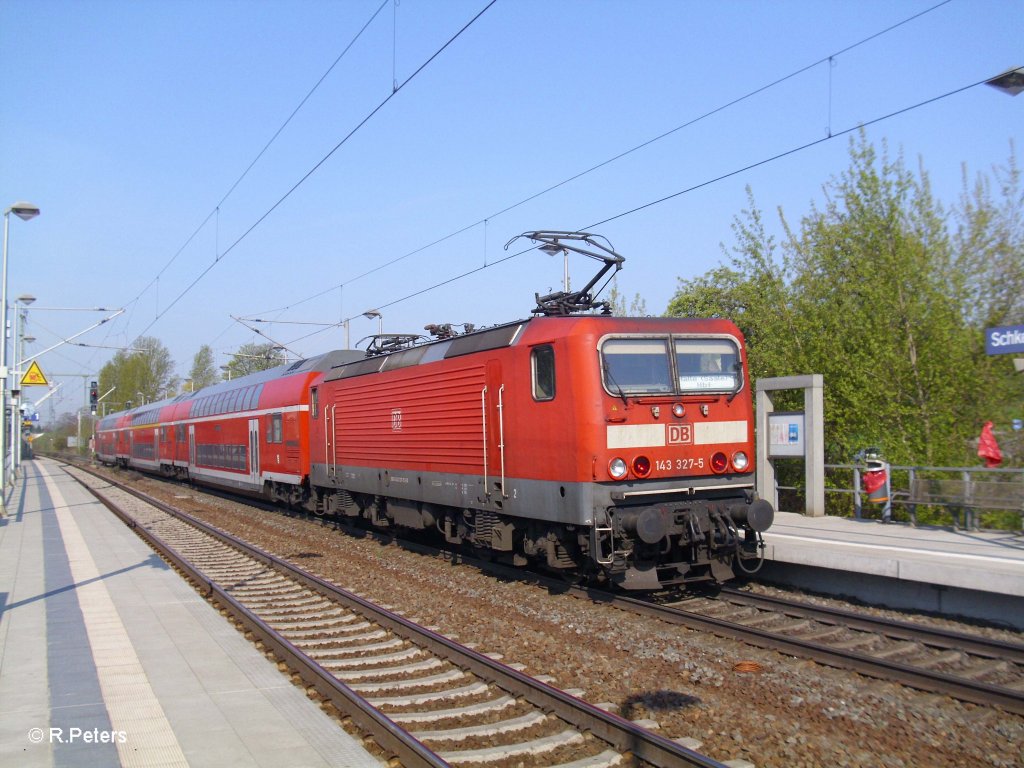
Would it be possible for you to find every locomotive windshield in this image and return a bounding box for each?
[600,335,741,396]
[674,337,741,392]
[601,338,674,394]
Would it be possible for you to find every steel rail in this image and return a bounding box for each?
[715,586,1024,663]
[607,592,1024,715]
[68,462,728,768]
[77,474,449,768]
[402,545,1024,715]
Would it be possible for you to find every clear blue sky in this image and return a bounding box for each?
[2,0,1020,419]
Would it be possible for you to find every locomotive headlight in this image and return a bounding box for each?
[632,455,652,478]
[608,458,628,479]
[732,451,749,471]
[672,403,685,418]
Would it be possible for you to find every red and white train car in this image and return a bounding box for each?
[95,350,360,500]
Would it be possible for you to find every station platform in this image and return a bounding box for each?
[758,511,1024,629]
[0,458,382,768]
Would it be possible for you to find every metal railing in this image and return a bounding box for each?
[777,464,1024,531]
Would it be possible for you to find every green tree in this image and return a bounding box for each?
[98,336,177,412]
[188,345,219,391]
[225,342,285,379]
[955,145,1024,329]
[33,412,79,453]
[667,132,1023,467]
[607,278,648,317]
[952,147,1024,438]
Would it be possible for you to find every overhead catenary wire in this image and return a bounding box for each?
[133,0,498,341]
[125,0,391,313]
[246,0,955,321]
[88,0,393,376]
[261,72,999,357]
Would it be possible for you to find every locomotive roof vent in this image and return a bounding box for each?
[504,230,625,317]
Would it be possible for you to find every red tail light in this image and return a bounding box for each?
[632,455,652,478]
[711,452,729,473]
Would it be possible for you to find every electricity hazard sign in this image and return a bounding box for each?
[21,361,49,386]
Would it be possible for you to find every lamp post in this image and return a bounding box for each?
[1,202,40,509]
[363,310,383,335]
[539,242,569,292]
[12,294,35,475]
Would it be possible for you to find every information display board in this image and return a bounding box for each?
[768,411,805,457]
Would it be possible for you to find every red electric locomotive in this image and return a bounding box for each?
[95,231,772,589]
[306,232,772,588]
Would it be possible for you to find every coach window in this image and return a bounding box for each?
[531,345,556,401]
[310,387,318,419]
[267,413,283,444]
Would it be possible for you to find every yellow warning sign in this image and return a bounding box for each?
[21,361,49,386]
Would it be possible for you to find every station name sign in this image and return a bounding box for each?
[985,324,1024,355]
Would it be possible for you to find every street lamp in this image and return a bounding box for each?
[220,365,232,381]
[986,66,1024,97]
[363,310,383,335]
[1,201,40,509]
[539,242,569,292]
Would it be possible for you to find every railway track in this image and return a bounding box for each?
[63,462,728,768]
[66,457,1024,722]
[603,587,1024,715]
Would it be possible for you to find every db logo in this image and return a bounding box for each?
[668,424,693,444]
[391,409,403,431]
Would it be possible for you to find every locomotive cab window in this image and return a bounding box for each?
[600,338,673,395]
[531,345,556,401]
[674,337,741,393]
[310,387,318,419]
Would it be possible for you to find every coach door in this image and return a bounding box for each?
[248,418,260,488]
[188,425,195,468]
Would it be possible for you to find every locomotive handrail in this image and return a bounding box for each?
[323,404,330,478]
[481,386,488,497]
[498,384,507,498]
[329,404,338,479]
[613,481,756,500]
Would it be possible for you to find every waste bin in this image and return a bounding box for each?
[855,447,892,521]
